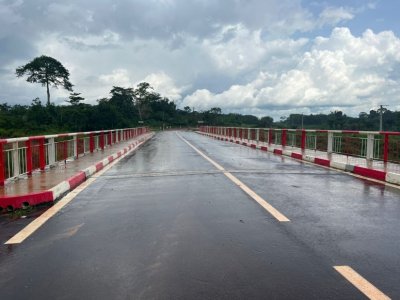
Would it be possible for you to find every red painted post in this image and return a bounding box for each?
[26,140,33,175]
[90,133,95,153]
[63,140,68,160]
[100,131,105,150]
[0,142,5,186]
[301,130,306,150]
[75,135,79,159]
[282,129,287,147]
[383,133,389,163]
[39,138,46,170]
[269,129,273,145]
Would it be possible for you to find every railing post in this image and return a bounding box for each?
[100,131,105,150]
[256,129,260,144]
[366,133,374,161]
[269,129,273,145]
[282,129,287,147]
[301,130,306,151]
[73,135,78,159]
[0,142,5,185]
[108,131,112,146]
[327,131,333,154]
[63,140,68,161]
[26,140,33,175]
[48,138,56,165]
[12,142,20,177]
[39,138,46,171]
[90,133,95,153]
[383,133,389,163]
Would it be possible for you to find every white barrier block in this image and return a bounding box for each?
[102,158,110,166]
[386,172,400,185]
[303,155,315,163]
[331,161,346,171]
[282,150,292,157]
[83,165,97,177]
[50,181,71,200]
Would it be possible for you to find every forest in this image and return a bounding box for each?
[1,86,399,138]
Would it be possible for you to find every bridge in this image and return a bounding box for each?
[0,127,399,299]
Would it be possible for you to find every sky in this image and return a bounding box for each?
[1,0,400,120]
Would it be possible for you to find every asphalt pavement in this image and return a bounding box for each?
[0,131,399,299]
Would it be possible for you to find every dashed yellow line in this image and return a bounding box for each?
[334,266,391,300]
[177,133,290,222]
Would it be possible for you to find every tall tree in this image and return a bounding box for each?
[66,92,85,105]
[16,55,73,105]
[133,82,153,121]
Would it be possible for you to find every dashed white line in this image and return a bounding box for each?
[177,133,290,222]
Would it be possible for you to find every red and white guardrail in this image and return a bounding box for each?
[199,126,400,186]
[0,131,153,211]
[0,127,149,186]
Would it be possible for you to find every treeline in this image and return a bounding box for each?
[1,84,399,138]
[0,82,272,137]
[276,110,399,131]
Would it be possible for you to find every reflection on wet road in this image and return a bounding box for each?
[0,131,398,299]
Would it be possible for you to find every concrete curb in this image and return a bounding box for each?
[198,132,400,186]
[0,133,154,211]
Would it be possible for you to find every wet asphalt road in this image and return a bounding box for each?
[0,131,399,299]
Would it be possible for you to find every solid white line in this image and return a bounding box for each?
[5,139,148,245]
[177,133,290,222]
[334,266,391,300]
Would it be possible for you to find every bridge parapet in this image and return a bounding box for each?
[0,127,149,186]
[199,126,400,185]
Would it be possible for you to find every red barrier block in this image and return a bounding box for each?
[242,142,247,146]
[314,158,330,167]
[0,191,54,210]
[274,149,283,155]
[291,153,303,160]
[353,166,386,181]
[108,156,114,163]
[250,144,256,148]
[68,171,86,190]
[95,162,104,172]
[260,146,268,151]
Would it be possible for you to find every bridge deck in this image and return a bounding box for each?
[0,131,398,299]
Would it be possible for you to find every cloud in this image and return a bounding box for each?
[141,72,186,101]
[1,0,399,122]
[182,27,400,119]
[317,7,354,27]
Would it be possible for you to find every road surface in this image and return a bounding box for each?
[0,131,399,299]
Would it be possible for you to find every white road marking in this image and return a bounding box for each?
[5,140,147,245]
[334,266,391,300]
[177,133,290,222]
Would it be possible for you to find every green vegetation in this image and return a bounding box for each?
[1,55,399,138]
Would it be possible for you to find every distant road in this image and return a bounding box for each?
[0,131,398,299]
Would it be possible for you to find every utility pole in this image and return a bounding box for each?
[378,105,388,131]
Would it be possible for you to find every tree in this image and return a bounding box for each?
[16,55,73,105]
[66,92,85,105]
[133,82,154,121]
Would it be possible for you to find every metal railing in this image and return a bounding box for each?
[0,127,149,185]
[200,126,400,164]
